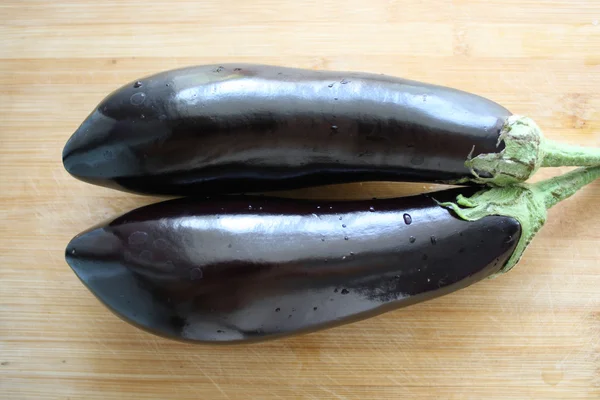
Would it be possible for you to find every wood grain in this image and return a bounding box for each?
[1,1,599,399]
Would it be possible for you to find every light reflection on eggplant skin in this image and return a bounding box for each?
[66,191,520,343]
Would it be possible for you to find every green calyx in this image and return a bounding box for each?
[436,166,600,276]
[466,115,543,186]
[463,115,600,186]
[438,184,546,276]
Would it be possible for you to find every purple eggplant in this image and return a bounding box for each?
[65,166,599,343]
[62,64,600,196]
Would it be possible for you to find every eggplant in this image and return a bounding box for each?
[65,166,599,343]
[62,64,600,196]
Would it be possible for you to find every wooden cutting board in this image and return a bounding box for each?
[1,1,599,399]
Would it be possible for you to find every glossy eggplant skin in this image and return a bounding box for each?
[65,189,520,344]
[62,64,510,195]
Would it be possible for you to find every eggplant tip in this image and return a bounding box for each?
[65,228,123,279]
[62,109,123,181]
[64,227,196,343]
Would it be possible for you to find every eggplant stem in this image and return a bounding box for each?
[463,115,600,186]
[540,139,600,168]
[465,115,544,186]
[436,166,600,276]
[533,165,600,209]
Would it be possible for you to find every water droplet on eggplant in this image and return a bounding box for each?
[128,231,148,246]
[341,289,349,294]
[133,81,142,88]
[409,236,416,243]
[403,214,412,225]
[189,267,203,280]
[130,92,146,106]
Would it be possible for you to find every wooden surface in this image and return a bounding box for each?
[1,1,599,399]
